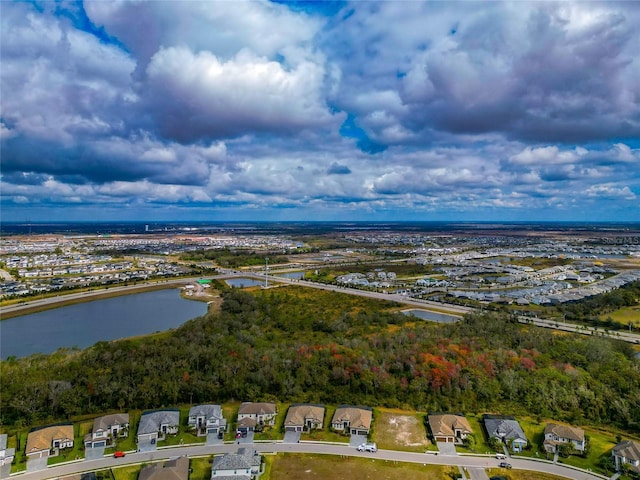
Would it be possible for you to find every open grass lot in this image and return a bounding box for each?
[111,465,141,480]
[189,457,213,480]
[485,468,567,480]
[601,306,640,327]
[268,453,457,480]
[372,408,431,453]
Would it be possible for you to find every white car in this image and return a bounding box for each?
[357,442,377,452]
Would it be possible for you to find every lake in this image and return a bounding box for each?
[402,308,460,323]
[0,289,208,359]
[225,278,265,288]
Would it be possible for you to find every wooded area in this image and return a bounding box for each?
[2,286,639,438]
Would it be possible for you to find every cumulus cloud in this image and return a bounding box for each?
[144,46,337,141]
[1,1,639,221]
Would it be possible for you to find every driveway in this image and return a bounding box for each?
[349,434,367,447]
[26,458,47,472]
[84,447,105,461]
[235,431,254,444]
[436,442,458,456]
[283,431,301,444]
[466,467,489,480]
[206,433,224,446]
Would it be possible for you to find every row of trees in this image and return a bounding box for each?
[2,287,639,436]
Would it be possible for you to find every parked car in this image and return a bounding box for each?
[490,476,507,480]
[357,442,377,452]
[113,451,126,458]
[498,462,512,469]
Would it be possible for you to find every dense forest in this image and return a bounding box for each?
[179,248,288,267]
[1,286,639,435]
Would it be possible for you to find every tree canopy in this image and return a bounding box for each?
[2,287,639,435]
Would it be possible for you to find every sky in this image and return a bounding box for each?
[1,1,639,223]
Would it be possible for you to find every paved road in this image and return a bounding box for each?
[518,316,640,344]
[13,442,607,480]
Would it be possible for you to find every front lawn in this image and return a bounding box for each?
[111,465,141,480]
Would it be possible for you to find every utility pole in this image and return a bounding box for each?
[265,257,269,288]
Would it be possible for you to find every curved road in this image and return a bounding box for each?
[15,442,606,480]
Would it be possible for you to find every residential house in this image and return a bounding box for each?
[138,456,189,480]
[187,405,226,437]
[236,403,276,434]
[483,415,528,452]
[84,413,129,448]
[543,423,585,454]
[137,410,180,446]
[331,406,373,436]
[211,448,261,479]
[0,434,15,479]
[284,404,325,432]
[428,413,473,444]
[25,423,74,459]
[612,440,640,474]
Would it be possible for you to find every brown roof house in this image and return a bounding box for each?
[84,413,129,448]
[543,423,585,454]
[284,404,325,433]
[612,440,640,474]
[331,406,373,436]
[26,423,74,459]
[138,456,189,480]
[236,402,276,433]
[428,413,473,444]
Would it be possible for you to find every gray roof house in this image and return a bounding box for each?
[612,440,640,474]
[139,456,189,480]
[85,413,129,448]
[188,405,226,436]
[0,434,16,479]
[211,448,261,480]
[137,410,180,451]
[483,415,528,452]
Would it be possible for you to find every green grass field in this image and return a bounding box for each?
[111,465,141,480]
[268,453,456,480]
[601,306,640,327]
